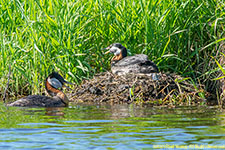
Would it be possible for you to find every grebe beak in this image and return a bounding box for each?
[63,80,73,85]
[62,80,73,89]
[104,50,111,54]
[104,46,112,54]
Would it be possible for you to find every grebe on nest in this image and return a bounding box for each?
[7,72,72,107]
[105,43,159,76]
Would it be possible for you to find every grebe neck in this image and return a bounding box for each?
[55,91,69,106]
[111,48,127,63]
[45,77,69,106]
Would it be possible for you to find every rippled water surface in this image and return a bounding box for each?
[0,103,225,149]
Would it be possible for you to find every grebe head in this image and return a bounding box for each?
[45,72,72,105]
[105,43,127,61]
[47,72,72,89]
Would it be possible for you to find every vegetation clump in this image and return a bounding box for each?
[71,72,206,106]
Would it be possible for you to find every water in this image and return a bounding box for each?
[0,103,225,149]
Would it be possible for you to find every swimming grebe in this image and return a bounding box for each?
[7,72,72,107]
[105,43,159,76]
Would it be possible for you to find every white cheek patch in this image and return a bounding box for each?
[48,78,62,89]
[110,46,121,56]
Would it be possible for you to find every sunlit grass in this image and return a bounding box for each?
[0,0,224,97]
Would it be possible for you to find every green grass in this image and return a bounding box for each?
[0,0,224,97]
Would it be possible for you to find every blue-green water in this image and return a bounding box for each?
[0,103,225,149]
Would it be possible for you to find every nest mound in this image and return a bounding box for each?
[70,72,206,105]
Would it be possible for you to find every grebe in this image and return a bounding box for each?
[105,43,159,76]
[7,72,72,107]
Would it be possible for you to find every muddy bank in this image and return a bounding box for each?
[70,72,207,106]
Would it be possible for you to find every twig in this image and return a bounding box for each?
[3,64,11,103]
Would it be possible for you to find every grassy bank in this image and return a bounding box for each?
[0,0,224,99]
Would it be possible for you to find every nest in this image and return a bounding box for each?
[70,72,206,105]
